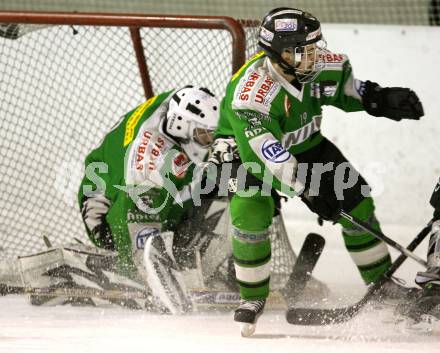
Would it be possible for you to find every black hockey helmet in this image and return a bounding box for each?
[258,7,326,83]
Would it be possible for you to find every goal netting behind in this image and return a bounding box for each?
[2,0,439,26]
[0,13,262,261]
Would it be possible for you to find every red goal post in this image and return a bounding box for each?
[0,12,259,99]
[0,11,260,258]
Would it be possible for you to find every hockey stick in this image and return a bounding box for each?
[282,232,325,307]
[1,283,150,300]
[286,219,433,325]
[340,211,427,267]
[28,286,151,309]
[25,286,149,300]
[1,283,287,311]
[0,284,152,309]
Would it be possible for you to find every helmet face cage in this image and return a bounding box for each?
[286,38,327,83]
[165,86,219,147]
[258,8,326,83]
[193,126,214,147]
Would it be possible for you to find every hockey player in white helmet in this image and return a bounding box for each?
[78,85,227,312]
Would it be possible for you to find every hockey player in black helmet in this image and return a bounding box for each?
[212,7,424,336]
[258,7,326,83]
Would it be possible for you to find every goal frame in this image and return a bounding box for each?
[0,11,249,100]
[0,12,304,301]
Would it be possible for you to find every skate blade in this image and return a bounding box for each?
[240,323,256,337]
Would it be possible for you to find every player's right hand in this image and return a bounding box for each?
[300,190,342,222]
[208,137,239,165]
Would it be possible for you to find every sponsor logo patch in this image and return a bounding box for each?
[259,27,274,42]
[254,76,276,105]
[236,111,271,125]
[261,140,291,163]
[238,71,261,102]
[135,130,153,170]
[127,210,160,222]
[233,72,280,115]
[323,53,344,63]
[282,115,322,148]
[244,127,264,138]
[275,18,297,32]
[189,290,241,305]
[172,151,190,178]
[135,227,160,249]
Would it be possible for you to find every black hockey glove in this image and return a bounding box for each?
[301,190,342,222]
[362,80,424,121]
[430,178,440,220]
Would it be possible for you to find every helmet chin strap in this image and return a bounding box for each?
[279,60,297,77]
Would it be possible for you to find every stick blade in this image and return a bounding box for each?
[283,232,325,301]
[286,305,360,325]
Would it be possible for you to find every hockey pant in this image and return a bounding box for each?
[230,138,391,300]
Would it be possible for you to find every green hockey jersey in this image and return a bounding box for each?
[78,90,196,248]
[216,50,365,195]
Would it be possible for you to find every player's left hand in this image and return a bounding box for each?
[362,80,424,121]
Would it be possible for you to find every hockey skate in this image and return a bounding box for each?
[408,282,440,317]
[234,298,266,337]
[370,277,420,303]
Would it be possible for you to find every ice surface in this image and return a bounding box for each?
[1,220,438,353]
[1,24,440,352]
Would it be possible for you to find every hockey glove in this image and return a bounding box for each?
[199,137,239,199]
[362,80,424,121]
[208,137,239,165]
[301,190,342,222]
[430,178,440,220]
[81,194,114,250]
[430,178,440,211]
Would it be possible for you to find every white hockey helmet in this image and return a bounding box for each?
[165,86,220,148]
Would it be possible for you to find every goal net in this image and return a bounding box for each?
[0,12,254,255]
[0,12,300,293]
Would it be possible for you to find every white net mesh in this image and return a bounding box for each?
[1,1,440,25]
[0,17,260,259]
